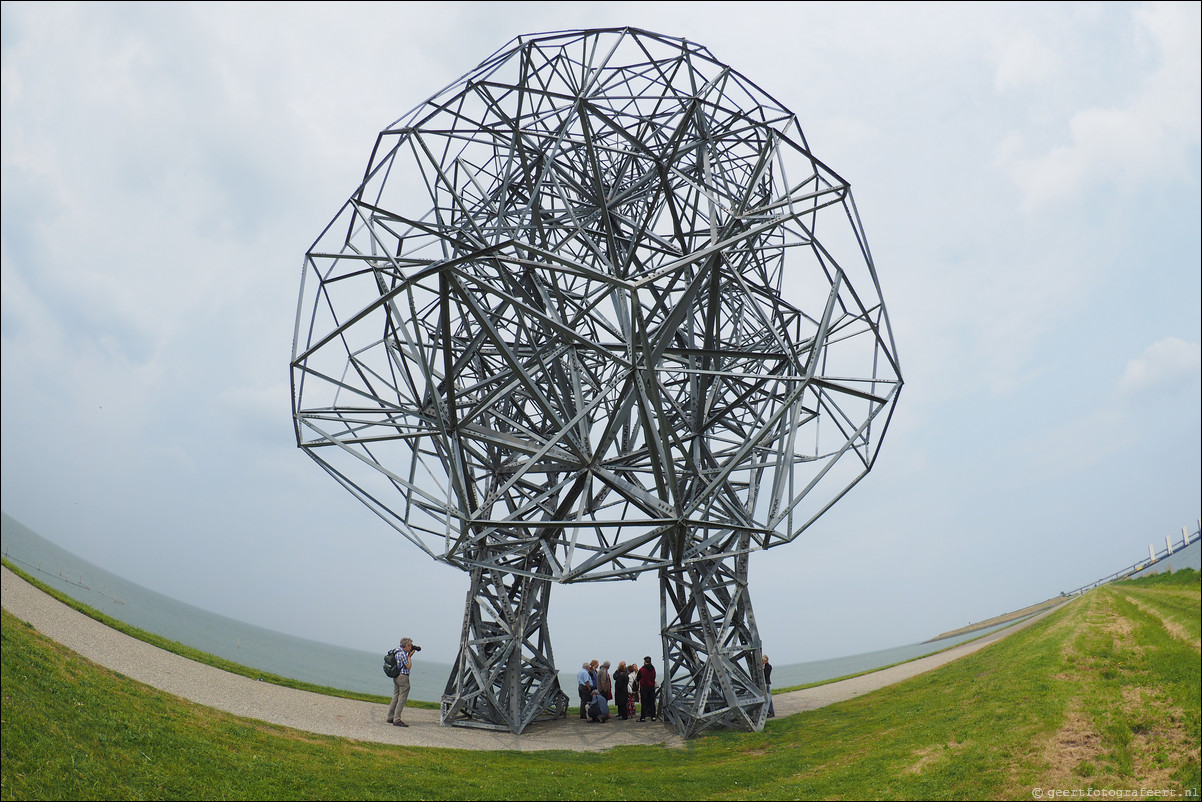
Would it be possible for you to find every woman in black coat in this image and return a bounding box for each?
[613,661,630,720]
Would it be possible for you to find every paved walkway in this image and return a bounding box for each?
[1,565,1061,752]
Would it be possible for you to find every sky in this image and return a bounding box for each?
[2,1,1199,670]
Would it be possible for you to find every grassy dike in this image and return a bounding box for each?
[2,571,1198,801]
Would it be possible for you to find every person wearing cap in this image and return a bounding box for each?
[387,637,416,727]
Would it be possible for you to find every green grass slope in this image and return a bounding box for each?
[2,571,1198,801]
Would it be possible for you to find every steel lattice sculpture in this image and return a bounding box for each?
[291,27,902,737]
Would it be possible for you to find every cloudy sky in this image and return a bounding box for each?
[3,1,1199,669]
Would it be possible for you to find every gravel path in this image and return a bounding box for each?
[2,565,1061,752]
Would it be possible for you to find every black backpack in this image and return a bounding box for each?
[383,648,401,678]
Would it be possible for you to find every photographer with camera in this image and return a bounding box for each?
[387,637,420,727]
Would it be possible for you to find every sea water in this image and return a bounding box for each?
[4,511,1030,703]
[1,513,451,702]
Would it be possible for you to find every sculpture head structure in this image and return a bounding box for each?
[291,27,902,736]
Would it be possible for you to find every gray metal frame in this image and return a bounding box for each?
[291,27,902,737]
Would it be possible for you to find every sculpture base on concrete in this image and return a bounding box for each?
[659,546,768,738]
[440,562,568,733]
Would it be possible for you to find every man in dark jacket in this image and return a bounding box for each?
[637,656,657,721]
[763,654,775,718]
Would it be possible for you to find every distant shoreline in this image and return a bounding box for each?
[925,597,1066,642]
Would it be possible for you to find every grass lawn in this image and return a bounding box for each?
[2,570,1198,800]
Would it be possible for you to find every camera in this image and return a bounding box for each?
[412,645,422,652]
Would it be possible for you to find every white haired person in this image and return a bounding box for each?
[387,637,417,727]
[576,662,593,719]
[588,686,611,723]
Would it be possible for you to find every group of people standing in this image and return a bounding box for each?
[388,640,775,728]
[574,654,776,724]
[576,657,660,723]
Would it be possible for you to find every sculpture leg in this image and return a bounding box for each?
[440,561,569,733]
[658,543,768,738]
